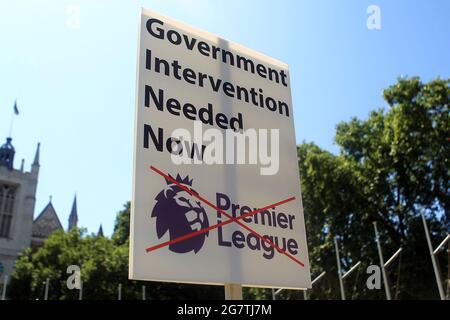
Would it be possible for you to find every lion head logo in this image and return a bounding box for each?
[151,174,209,253]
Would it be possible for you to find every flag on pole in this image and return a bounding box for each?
[13,100,19,115]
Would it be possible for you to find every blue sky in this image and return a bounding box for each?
[0,0,449,236]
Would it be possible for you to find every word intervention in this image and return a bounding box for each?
[147,18,288,87]
[145,121,280,175]
[216,192,299,260]
[146,49,290,118]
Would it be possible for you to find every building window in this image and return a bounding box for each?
[0,184,16,238]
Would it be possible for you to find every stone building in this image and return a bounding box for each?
[0,137,78,291]
[0,137,39,289]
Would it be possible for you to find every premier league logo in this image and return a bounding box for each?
[151,174,209,253]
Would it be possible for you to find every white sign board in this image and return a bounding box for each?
[130,8,311,289]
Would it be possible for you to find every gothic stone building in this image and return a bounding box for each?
[0,137,78,289]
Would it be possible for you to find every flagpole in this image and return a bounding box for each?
[8,111,14,137]
[8,100,18,137]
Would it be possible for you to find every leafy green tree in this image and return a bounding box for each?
[301,77,449,299]
[9,228,134,300]
[297,143,367,300]
[112,202,131,246]
[333,77,449,299]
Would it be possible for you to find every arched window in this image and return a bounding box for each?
[0,184,16,238]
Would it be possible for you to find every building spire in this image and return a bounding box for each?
[97,224,104,237]
[33,142,40,165]
[68,194,78,230]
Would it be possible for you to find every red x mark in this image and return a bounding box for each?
[145,165,305,268]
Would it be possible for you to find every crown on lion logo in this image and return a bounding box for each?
[165,173,193,187]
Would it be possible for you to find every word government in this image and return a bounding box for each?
[143,121,280,176]
[147,17,289,87]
